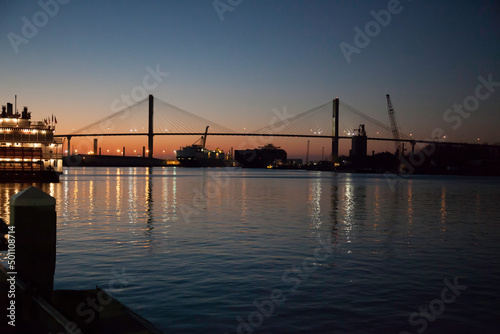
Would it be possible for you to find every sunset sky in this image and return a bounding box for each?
[1,0,499,158]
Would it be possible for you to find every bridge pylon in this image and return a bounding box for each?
[332,97,339,162]
[66,136,72,156]
[148,94,154,158]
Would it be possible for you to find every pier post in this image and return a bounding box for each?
[332,98,339,162]
[148,94,154,158]
[10,186,56,301]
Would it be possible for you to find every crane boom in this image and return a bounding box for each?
[202,126,209,149]
[386,94,402,156]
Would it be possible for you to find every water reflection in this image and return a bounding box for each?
[325,176,404,257]
[373,183,380,224]
[161,167,177,226]
[440,186,447,229]
[116,168,122,216]
[240,174,248,220]
[0,171,473,262]
[407,180,413,225]
[145,167,154,236]
[342,176,356,247]
[127,169,138,224]
[329,182,339,247]
[308,177,322,234]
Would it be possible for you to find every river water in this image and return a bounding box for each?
[1,168,499,333]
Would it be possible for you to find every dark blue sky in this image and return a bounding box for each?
[1,0,499,153]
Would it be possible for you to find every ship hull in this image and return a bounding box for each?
[177,157,226,167]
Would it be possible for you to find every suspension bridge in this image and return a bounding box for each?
[54,95,473,159]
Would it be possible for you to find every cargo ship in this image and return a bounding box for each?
[0,100,63,182]
[175,126,226,167]
[235,143,287,168]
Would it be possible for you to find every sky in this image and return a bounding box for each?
[1,0,499,158]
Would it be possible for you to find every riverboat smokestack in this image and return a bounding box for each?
[7,103,13,117]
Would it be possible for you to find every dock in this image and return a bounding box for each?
[0,187,163,333]
[63,154,174,167]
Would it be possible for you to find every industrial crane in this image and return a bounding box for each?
[386,94,403,156]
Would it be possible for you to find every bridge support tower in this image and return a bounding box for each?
[148,94,154,158]
[332,97,339,162]
[66,136,72,156]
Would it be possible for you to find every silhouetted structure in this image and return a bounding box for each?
[235,144,287,168]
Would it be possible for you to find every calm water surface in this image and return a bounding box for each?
[1,167,499,333]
